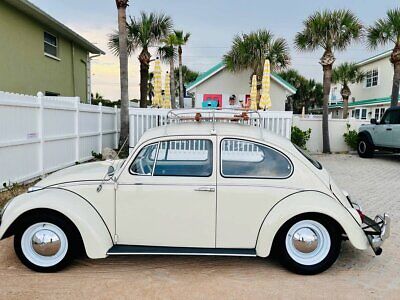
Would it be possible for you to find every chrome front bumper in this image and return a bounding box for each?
[363,213,391,255]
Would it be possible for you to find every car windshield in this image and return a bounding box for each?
[293,144,322,170]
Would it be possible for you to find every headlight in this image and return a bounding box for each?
[28,186,42,193]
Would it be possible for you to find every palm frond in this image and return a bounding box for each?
[295,9,362,52]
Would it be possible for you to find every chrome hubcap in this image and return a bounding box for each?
[285,220,331,266]
[292,227,319,253]
[31,229,61,257]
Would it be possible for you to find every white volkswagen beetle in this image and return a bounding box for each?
[0,110,390,274]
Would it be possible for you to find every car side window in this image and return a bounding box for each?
[221,139,292,178]
[130,143,158,175]
[390,111,400,124]
[380,112,391,124]
[153,139,213,177]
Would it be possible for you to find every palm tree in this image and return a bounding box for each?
[295,10,362,153]
[224,29,290,108]
[174,30,191,108]
[109,12,173,108]
[279,70,323,113]
[159,34,178,108]
[332,63,365,118]
[367,8,400,107]
[115,0,129,154]
[174,65,199,98]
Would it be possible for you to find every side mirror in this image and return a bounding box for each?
[370,118,377,125]
[107,166,115,177]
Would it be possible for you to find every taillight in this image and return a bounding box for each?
[356,209,365,223]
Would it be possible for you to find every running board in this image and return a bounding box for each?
[107,245,256,257]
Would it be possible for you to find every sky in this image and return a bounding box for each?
[30,0,399,101]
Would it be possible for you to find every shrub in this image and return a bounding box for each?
[291,126,311,150]
[343,124,359,150]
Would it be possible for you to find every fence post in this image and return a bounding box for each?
[114,105,118,149]
[75,97,80,163]
[98,102,103,153]
[37,92,45,177]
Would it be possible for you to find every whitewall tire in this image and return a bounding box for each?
[14,213,78,272]
[275,215,342,275]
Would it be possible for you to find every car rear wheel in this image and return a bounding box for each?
[357,137,374,158]
[275,215,341,275]
[14,214,76,272]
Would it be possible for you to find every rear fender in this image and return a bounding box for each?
[255,191,369,257]
[0,188,113,259]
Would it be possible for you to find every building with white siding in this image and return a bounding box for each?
[186,62,296,111]
[329,50,398,121]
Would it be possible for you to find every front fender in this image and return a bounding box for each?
[0,188,113,259]
[255,191,369,257]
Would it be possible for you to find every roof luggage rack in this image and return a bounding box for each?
[166,108,262,125]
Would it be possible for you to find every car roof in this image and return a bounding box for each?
[138,122,293,150]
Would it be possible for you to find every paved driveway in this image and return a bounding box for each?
[0,154,399,299]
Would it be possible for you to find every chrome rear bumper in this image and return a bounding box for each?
[363,213,391,255]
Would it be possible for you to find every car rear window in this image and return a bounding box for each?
[220,139,293,178]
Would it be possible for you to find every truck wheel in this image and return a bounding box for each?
[275,215,342,275]
[14,214,76,272]
[357,137,374,158]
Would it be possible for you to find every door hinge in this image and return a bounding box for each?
[114,234,118,243]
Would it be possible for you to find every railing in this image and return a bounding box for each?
[129,108,293,147]
[0,91,120,186]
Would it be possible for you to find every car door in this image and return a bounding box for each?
[373,110,394,147]
[116,136,217,248]
[388,109,400,148]
[216,138,295,249]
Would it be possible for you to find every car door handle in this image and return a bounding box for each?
[386,128,392,131]
[194,187,215,192]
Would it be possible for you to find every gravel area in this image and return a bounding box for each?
[0,154,399,299]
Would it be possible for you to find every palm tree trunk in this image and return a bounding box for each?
[342,96,349,119]
[169,57,176,109]
[390,61,400,107]
[139,50,151,108]
[116,1,129,155]
[341,84,351,119]
[178,46,184,108]
[322,64,332,153]
[140,62,149,108]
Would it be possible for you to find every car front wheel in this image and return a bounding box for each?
[14,214,76,272]
[357,137,374,158]
[275,215,341,275]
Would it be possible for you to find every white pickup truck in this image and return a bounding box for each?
[358,106,400,158]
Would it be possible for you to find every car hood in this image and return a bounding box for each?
[36,160,122,188]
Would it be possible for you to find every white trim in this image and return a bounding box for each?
[356,50,391,67]
[186,65,226,91]
[186,65,296,94]
[44,53,61,61]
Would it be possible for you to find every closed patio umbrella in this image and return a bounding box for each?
[259,59,272,110]
[153,58,162,108]
[250,74,258,110]
[162,71,172,109]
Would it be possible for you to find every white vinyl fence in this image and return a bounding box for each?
[129,108,293,147]
[0,92,120,186]
[293,115,369,153]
